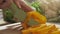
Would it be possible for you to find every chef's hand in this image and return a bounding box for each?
[0,0,12,9]
[13,0,21,8]
[13,0,34,12]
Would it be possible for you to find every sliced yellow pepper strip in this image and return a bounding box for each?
[51,30,60,34]
[28,24,47,34]
[37,24,57,34]
[22,24,47,34]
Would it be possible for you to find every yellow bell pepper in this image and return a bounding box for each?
[22,11,47,29]
[26,11,47,24]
